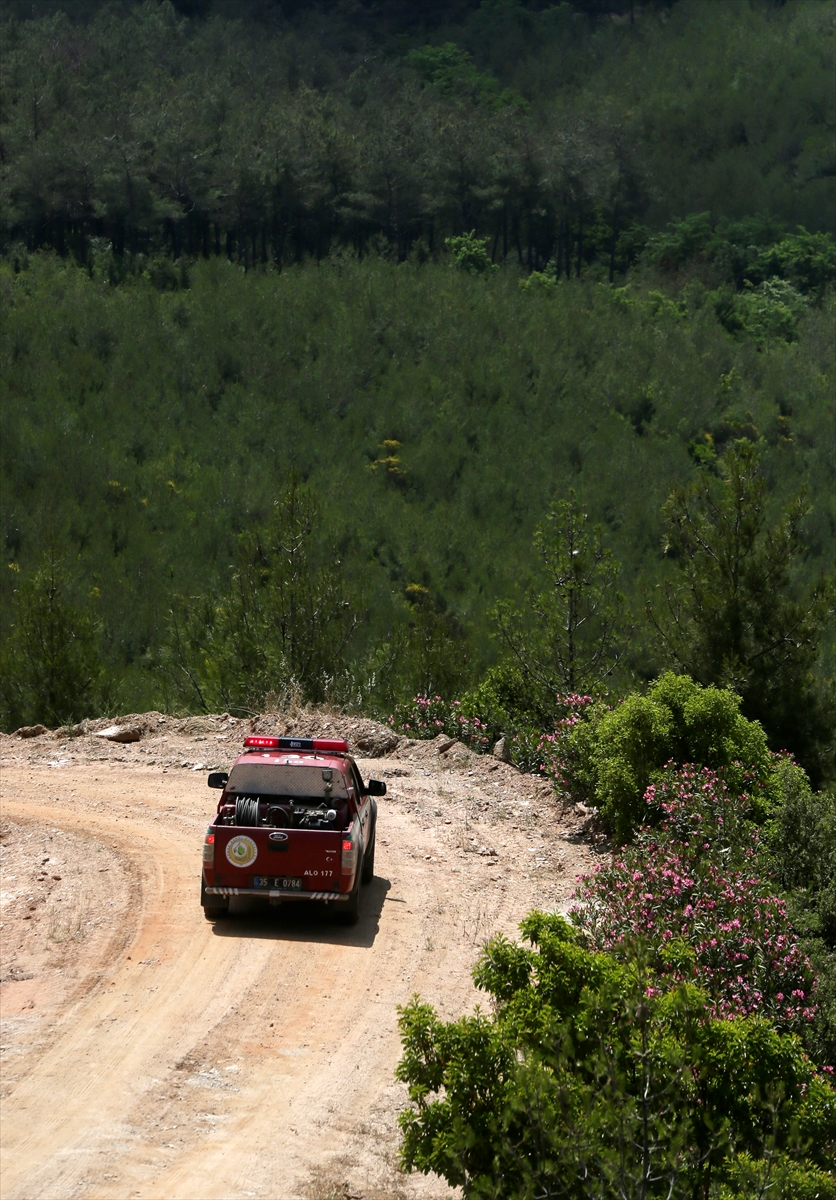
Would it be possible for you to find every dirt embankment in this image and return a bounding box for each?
[0,712,607,1200]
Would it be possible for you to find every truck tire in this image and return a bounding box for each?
[361,818,376,883]
[201,876,228,920]
[338,855,363,925]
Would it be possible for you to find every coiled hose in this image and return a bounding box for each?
[235,795,261,827]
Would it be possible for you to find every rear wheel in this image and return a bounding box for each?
[201,876,228,920]
[338,856,363,925]
[361,819,376,883]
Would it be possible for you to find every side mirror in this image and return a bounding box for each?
[366,779,386,797]
[208,772,229,790]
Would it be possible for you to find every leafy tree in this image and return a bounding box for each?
[550,672,773,843]
[397,912,836,1199]
[163,475,359,713]
[717,277,809,345]
[749,228,836,295]
[645,211,716,274]
[0,553,104,729]
[405,42,525,111]
[444,230,497,274]
[363,584,469,712]
[648,441,835,784]
[493,493,629,715]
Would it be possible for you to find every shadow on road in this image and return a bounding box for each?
[209,876,392,948]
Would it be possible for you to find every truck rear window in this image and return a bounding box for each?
[226,763,348,800]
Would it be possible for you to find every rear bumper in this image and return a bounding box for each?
[204,886,348,902]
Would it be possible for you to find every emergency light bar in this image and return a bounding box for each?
[243,735,349,753]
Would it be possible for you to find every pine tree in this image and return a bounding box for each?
[648,441,835,783]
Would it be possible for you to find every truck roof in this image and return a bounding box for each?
[232,735,354,772]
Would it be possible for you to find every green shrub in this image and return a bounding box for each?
[762,759,836,931]
[397,913,836,1199]
[760,761,836,1067]
[0,555,105,729]
[555,672,772,842]
[444,231,497,275]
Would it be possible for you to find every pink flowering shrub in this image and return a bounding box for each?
[388,694,491,751]
[388,691,596,768]
[506,695,596,774]
[571,764,817,1034]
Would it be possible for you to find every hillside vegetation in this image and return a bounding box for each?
[1,0,834,262]
[1,0,834,773]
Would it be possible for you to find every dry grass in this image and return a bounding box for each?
[303,1164,412,1200]
[47,895,89,943]
[451,895,495,947]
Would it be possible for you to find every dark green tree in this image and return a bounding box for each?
[493,493,629,714]
[164,474,359,713]
[0,554,104,730]
[647,442,835,783]
[363,583,469,712]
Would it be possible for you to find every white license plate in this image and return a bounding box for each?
[253,876,302,890]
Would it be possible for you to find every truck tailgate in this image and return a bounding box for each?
[210,825,344,892]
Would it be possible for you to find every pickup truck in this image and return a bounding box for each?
[200,736,385,925]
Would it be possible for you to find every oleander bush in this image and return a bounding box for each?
[570,765,816,1036]
[388,694,491,752]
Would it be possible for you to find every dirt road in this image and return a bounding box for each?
[0,714,604,1199]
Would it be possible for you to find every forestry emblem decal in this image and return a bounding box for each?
[226,835,258,868]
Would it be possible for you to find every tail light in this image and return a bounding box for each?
[341,831,357,876]
[202,829,215,866]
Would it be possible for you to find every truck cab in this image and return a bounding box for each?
[201,736,384,925]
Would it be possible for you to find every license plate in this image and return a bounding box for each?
[253,876,302,890]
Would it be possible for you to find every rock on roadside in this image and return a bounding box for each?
[93,726,142,744]
[352,728,400,757]
[492,736,512,763]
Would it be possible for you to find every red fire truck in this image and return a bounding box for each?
[201,736,384,925]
